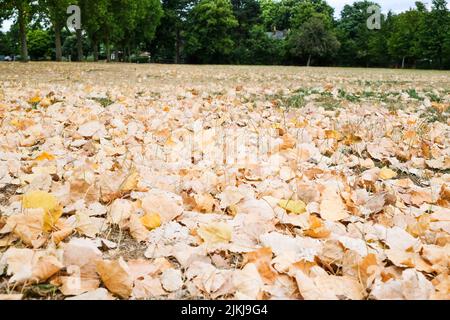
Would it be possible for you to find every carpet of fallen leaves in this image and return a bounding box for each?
[0,62,449,300]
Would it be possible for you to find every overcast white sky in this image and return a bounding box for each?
[1,0,448,32]
[328,0,438,16]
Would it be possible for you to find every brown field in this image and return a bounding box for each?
[0,62,449,300]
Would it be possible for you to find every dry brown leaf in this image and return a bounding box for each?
[379,167,397,180]
[96,258,133,299]
[244,247,277,284]
[319,184,349,221]
[63,238,102,279]
[109,199,133,226]
[141,189,183,223]
[304,215,330,239]
[129,213,150,242]
[293,270,365,300]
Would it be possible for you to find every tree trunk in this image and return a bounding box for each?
[175,28,181,64]
[76,29,83,61]
[401,56,405,69]
[307,55,312,67]
[18,5,28,62]
[93,38,99,62]
[105,36,111,62]
[55,26,62,62]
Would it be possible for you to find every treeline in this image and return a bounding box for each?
[1,0,450,69]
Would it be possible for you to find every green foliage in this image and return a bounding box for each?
[1,0,449,69]
[290,0,334,29]
[0,31,14,54]
[27,28,52,59]
[388,6,424,67]
[185,0,238,63]
[288,15,340,66]
[336,1,381,66]
[233,24,285,64]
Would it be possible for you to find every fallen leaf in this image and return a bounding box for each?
[140,212,161,230]
[304,215,330,239]
[233,263,263,299]
[96,258,133,299]
[141,189,183,223]
[293,270,364,300]
[370,269,435,300]
[22,190,63,232]
[319,184,349,221]
[197,222,232,245]
[379,167,397,180]
[129,213,150,242]
[278,199,306,214]
[161,268,183,292]
[244,247,277,284]
[109,199,133,226]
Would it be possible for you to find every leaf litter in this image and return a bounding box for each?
[0,63,449,300]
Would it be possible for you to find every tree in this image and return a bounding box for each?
[260,0,297,31]
[39,0,70,61]
[185,0,238,64]
[0,0,35,61]
[231,0,261,37]
[77,0,108,61]
[27,28,52,59]
[388,8,423,68]
[289,15,340,66]
[368,11,392,67]
[151,0,197,63]
[128,0,163,57]
[242,24,285,64]
[336,1,379,66]
[0,31,14,55]
[422,0,449,68]
[290,0,334,29]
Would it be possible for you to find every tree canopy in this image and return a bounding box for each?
[0,0,449,69]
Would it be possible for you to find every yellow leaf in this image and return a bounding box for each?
[10,118,34,130]
[278,199,306,214]
[119,170,139,193]
[165,136,176,147]
[197,222,231,244]
[22,191,63,232]
[28,95,41,104]
[33,152,56,161]
[325,130,341,140]
[379,167,397,180]
[272,122,283,129]
[140,213,161,230]
[343,133,362,146]
[293,119,308,128]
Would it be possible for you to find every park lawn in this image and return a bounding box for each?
[0,62,449,300]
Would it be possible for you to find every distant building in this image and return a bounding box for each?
[265,30,288,40]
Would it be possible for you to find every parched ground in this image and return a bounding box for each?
[0,62,449,300]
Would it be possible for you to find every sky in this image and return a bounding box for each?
[328,0,429,16]
[329,0,450,16]
[1,1,448,32]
